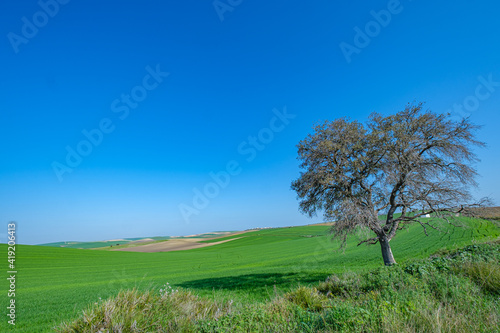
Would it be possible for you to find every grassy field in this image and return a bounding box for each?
[39,240,132,249]
[39,236,171,250]
[38,232,240,251]
[1,217,498,332]
[61,241,500,332]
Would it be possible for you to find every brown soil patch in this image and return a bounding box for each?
[128,238,156,244]
[470,206,500,219]
[309,222,333,226]
[111,237,244,253]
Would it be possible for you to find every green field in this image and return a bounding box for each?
[38,236,171,250]
[1,218,498,332]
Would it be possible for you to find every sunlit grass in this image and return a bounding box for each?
[0,217,498,332]
[58,240,500,332]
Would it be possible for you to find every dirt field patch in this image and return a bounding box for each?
[111,237,244,253]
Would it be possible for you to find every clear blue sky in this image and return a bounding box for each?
[1,0,499,245]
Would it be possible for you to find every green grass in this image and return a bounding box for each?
[39,232,240,250]
[97,239,170,251]
[38,240,131,249]
[39,237,172,250]
[1,217,498,332]
[58,240,500,332]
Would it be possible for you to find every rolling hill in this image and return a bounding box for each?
[1,217,498,332]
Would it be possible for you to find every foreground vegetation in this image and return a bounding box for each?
[59,240,500,332]
[0,218,497,332]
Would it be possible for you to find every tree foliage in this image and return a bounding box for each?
[291,103,488,265]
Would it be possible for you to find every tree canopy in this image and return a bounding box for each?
[291,103,488,265]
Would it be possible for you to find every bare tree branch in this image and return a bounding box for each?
[357,237,379,246]
[417,219,445,236]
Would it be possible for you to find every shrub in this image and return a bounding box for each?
[58,241,500,332]
[317,271,360,297]
[456,261,500,295]
[285,286,328,311]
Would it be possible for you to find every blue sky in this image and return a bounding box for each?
[1,0,499,245]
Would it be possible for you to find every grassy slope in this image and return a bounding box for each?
[38,237,171,250]
[96,239,173,251]
[59,241,500,332]
[1,218,498,332]
[39,240,133,249]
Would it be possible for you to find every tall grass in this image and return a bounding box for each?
[58,240,500,332]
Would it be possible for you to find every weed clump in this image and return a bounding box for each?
[285,286,328,311]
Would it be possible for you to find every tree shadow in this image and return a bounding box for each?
[178,272,329,292]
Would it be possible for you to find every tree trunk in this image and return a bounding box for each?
[379,236,397,266]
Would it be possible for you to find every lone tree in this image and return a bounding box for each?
[291,103,488,265]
